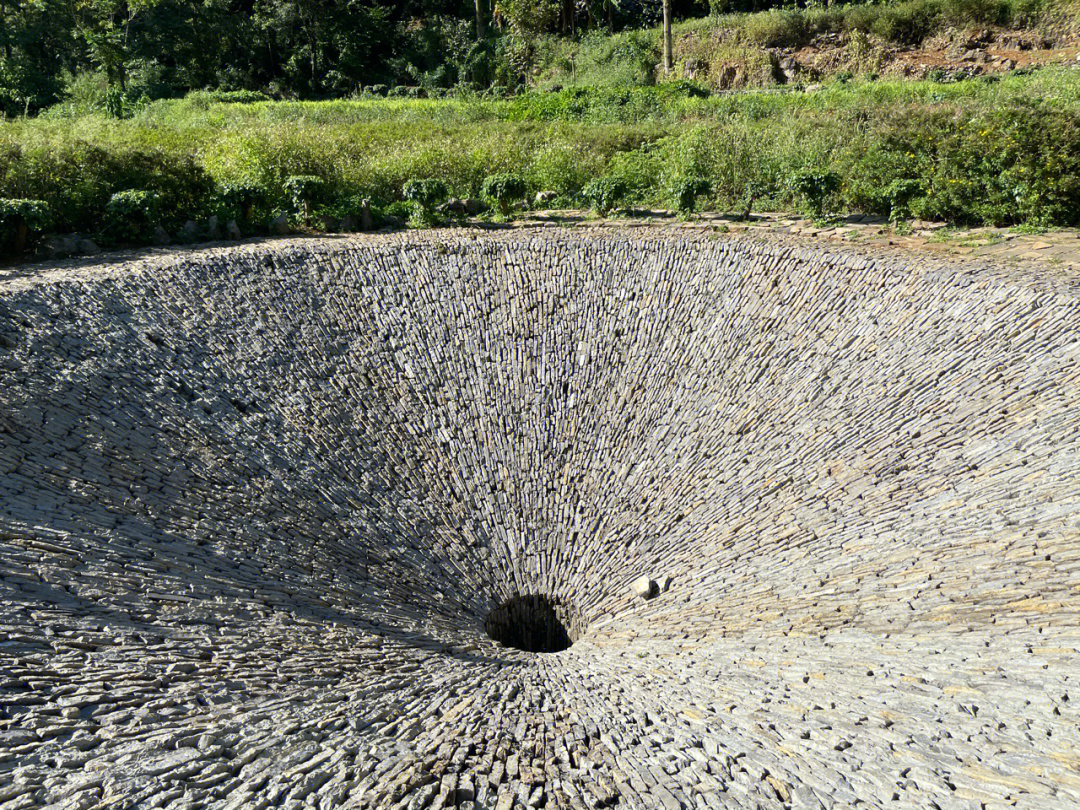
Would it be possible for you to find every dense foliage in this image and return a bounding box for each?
[4,0,1066,116]
[2,67,1078,251]
[0,197,51,253]
[0,0,715,115]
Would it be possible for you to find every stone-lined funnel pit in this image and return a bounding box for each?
[1,230,1078,810]
[484,595,575,653]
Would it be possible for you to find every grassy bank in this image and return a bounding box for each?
[530,0,1080,89]
[2,67,1080,253]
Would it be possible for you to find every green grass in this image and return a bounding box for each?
[2,67,1080,251]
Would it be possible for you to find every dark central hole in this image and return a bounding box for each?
[484,595,574,653]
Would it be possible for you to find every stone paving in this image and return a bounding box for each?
[1,229,1078,809]
[525,211,1080,277]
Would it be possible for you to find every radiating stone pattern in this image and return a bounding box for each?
[1,230,1079,810]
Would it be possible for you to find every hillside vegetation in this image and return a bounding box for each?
[3,0,1079,116]
[2,67,1080,254]
[2,0,1080,255]
[531,0,1080,89]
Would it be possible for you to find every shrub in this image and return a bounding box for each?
[666,80,711,99]
[883,178,924,222]
[382,198,436,228]
[104,190,162,242]
[104,85,149,119]
[282,175,326,222]
[787,167,841,220]
[481,173,527,215]
[401,178,449,227]
[741,9,810,48]
[183,90,271,110]
[669,176,712,215]
[206,89,269,104]
[735,181,763,220]
[0,199,51,254]
[408,200,438,227]
[403,177,449,208]
[844,104,1080,227]
[581,176,627,215]
[568,29,659,89]
[388,86,424,98]
[218,180,265,224]
[845,0,941,46]
[320,194,374,230]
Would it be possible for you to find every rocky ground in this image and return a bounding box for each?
[677,23,1080,88]
[1,230,1079,809]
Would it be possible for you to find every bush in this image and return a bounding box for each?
[380,200,414,226]
[388,86,425,98]
[383,199,437,228]
[568,29,660,88]
[669,176,712,215]
[844,104,1080,227]
[787,167,841,220]
[320,194,374,230]
[883,178,924,222]
[401,177,448,227]
[104,85,149,119]
[213,180,266,231]
[282,175,326,222]
[183,90,271,110]
[0,199,52,254]
[736,181,763,220]
[481,173,527,215]
[206,89,270,104]
[0,66,1077,250]
[0,137,214,237]
[844,0,941,46]
[403,177,449,208]
[104,190,162,242]
[218,180,264,223]
[741,9,810,48]
[581,176,627,215]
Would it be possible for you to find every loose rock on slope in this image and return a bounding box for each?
[1,230,1078,809]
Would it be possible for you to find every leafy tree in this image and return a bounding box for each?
[75,0,166,92]
[0,0,72,114]
[494,0,559,36]
[251,0,396,96]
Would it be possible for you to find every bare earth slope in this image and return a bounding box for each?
[1,230,1078,809]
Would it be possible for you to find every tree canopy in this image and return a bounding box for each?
[0,0,728,114]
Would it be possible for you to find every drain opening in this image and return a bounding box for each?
[485,595,576,653]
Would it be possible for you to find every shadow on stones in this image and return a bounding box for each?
[484,595,575,653]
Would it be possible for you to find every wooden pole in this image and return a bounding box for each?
[663,0,673,76]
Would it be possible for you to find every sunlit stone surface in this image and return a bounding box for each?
[1,230,1078,809]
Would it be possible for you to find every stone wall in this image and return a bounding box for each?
[1,231,1078,809]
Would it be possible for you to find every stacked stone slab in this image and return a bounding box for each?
[1,230,1078,809]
